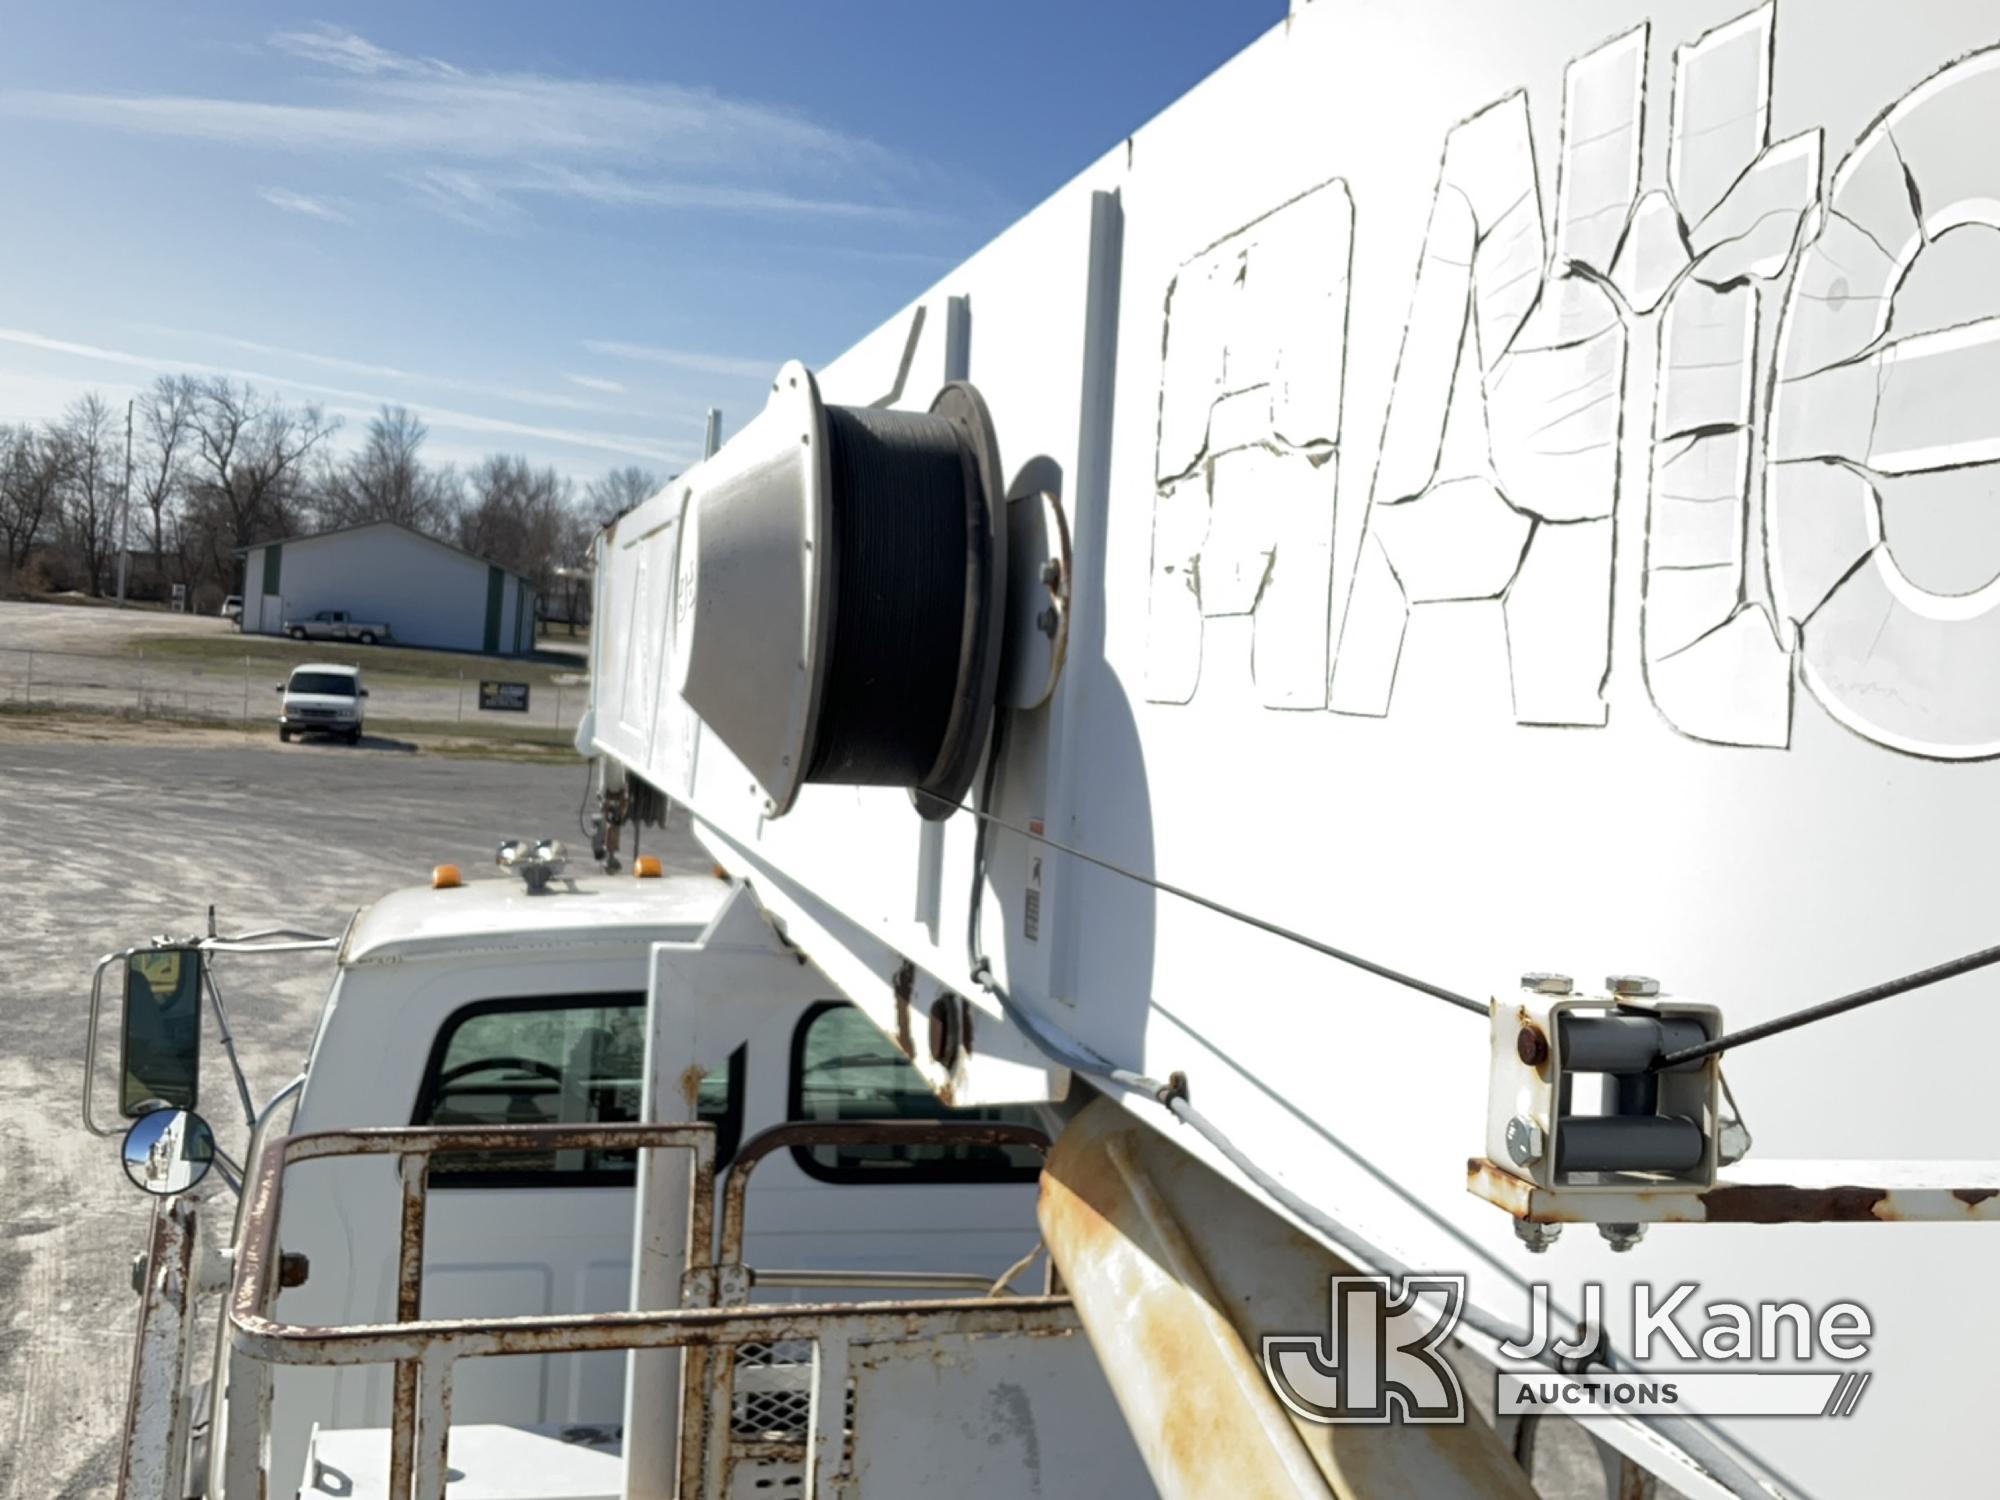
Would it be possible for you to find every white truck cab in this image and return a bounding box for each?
[278,663,367,744]
[90,851,1148,1500]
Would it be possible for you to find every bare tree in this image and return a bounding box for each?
[313,404,461,536]
[457,454,571,591]
[185,378,339,555]
[55,394,121,595]
[583,465,662,527]
[134,374,199,564]
[0,425,67,575]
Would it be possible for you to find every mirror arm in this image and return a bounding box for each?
[206,1143,244,1198]
[81,948,139,1138]
[200,964,259,1134]
[207,927,334,946]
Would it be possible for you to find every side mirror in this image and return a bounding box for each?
[359,688,370,698]
[274,684,285,692]
[121,1108,215,1195]
[120,949,203,1117]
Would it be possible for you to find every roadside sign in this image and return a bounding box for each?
[170,583,187,613]
[479,680,531,712]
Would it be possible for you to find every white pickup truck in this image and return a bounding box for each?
[284,609,392,646]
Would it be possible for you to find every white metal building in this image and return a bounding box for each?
[238,521,540,656]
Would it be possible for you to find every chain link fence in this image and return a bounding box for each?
[0,645,582,734]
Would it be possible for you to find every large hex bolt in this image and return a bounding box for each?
[1514,1220,1562,1253]
[1520,973,1574,996]
[1606,974,1661,999]
[1505,1114,1546,1168]
[1599,1222,1646,1253]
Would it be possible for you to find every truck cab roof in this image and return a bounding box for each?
[340,870,731,966]
[290,662,360,678]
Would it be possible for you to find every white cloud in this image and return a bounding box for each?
[562,373,625,394]
[0,27,943,229]
[0,325,698,468]
[582,340,776,381]
[257,185,350,222]
[133,323,674,419]
[268,24,454,79]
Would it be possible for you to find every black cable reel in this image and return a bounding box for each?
[671,360,1006,820]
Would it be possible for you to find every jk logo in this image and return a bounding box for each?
[1263,1275,1467,1424]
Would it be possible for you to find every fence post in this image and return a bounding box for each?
[24,649,32,704]
[457,671,465,722]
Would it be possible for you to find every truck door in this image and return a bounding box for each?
[624,887,1148,1499]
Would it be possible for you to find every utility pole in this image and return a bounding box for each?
[115,397,133,604]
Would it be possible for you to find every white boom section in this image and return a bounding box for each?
[589,4,2000,1494]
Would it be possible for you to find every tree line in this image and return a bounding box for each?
[0,375,665,623]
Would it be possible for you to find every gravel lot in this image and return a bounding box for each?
[0,734,698,1500]
[0,600,589,732]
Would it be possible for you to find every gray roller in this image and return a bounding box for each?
[1560,1015,1711,1074]
[1555,1115,1705,1174]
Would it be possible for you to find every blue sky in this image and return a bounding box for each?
[0,3,1277,483]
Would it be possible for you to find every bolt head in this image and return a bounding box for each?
[1514,1219,1562,1253]
[1520,972,1573,995]
[1718,1119,1751,1167]
[1505,1114,1546,1168]
[1515,1024,1550,1067]
[1598,1222,1646,1253]
[1606,974,1661,998]
[1039,558,1063,586]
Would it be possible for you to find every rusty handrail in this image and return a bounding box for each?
[716,1119,1051,1265]
[230,1124,723,1353]
[225,1121,1074,1500]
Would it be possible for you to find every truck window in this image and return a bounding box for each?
[787,1001,1043,1184]
[413,993,744,1187]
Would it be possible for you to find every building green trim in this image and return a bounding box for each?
[483,565,504,653]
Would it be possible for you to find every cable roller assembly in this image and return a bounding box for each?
[671,360,1005,818]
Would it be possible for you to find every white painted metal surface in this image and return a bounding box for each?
[587,4,2000,1495]
[304,1422,622,1498]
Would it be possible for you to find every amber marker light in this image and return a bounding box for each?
[634,856,663,878]
[432,865,463,889]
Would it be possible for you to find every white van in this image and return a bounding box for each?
[277,662,367,744]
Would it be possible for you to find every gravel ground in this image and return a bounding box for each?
[0,735,697,1500]
[0,600,589,731]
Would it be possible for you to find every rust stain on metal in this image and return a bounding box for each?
[891,959,916,1058]
[1515,1005,1550,1076]
[1952,1187,1998,1208]
[1697,1185,1891,1223]
[1466,1157,1542,1218]
[1038,1112,1268,1500]
[1515,1020,1549,1069]
[678,1063,707,1115]
[927,995,958,1069]
[119,1196,199,1500]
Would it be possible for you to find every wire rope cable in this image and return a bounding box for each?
[957,719,1783,1500]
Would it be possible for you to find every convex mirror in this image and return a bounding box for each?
[121,1108,215,1195]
